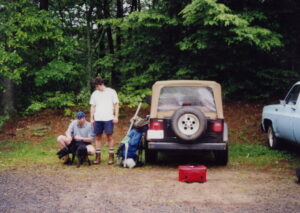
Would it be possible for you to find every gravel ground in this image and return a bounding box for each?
[1,163,300,213]
[1,104,300,212]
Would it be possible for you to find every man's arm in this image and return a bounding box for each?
[113,103,119,124]
[90,105,96,126]
[65,132,72,140]
[74,136,92,143]
[65,121,74,140]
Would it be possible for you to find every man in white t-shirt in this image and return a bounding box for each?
[90,77,119,164]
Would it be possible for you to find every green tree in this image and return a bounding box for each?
[96,0,283,102]
[1,0,299,116]
[0,0,77,114]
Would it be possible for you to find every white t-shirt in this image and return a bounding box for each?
[89,88,119,121]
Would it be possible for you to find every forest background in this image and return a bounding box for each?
[0,0,299,124]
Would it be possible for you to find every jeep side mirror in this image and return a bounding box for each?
[144,96,151,105]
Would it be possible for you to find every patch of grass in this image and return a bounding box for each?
[0,138,123,170]
[1,135,300,171]
[0,137,58,169]
[230,143,300,169]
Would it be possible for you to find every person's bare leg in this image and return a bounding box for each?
[87,145,96,155]
[57,135,71,148]
[57,135,71,162]
[107,134,114,164]
[94,134,102,164]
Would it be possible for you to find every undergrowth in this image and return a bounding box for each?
[230,142,300,169]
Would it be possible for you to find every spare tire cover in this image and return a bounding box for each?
[171,106,207,141]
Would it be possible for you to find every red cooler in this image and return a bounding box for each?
[178,165,207,183]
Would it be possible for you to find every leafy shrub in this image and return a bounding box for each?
[45,92,75,109]
[118,87,151,107]
[34,60,78,87]
[64,108,72,117]
[76,87,91,108]
[24,102,47,115]
[25,92,75,115]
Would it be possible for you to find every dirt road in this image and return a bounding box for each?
[1,104,300,212]
[1,163,299,213]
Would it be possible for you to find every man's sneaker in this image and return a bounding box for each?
[63,158,72,165]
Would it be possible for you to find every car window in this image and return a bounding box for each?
[158,86,216,112]
[285,85,300,105]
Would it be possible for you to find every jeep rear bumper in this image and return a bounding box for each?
[147,142,227,150]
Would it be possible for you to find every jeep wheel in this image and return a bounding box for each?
[214,148,228,165]
[268,126,280,149]
[171,106,207,141]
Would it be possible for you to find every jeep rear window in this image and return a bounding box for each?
[158,86,216,112]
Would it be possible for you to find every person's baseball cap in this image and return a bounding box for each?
[77,111,85,119]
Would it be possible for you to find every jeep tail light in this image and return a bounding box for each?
[182,102,192,106]
[150,120,163,130]
[212,121,223,133]
[147,120,164,140]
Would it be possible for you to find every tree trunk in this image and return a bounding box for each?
[152,0,157,9]
[131,0,138,12]
[137,0,141,11]
[103,0,118,87]
[40,0,49,10]
[86,4,94,88]
[96,3,106,59]
[116,0,124,50]
[106,29,114,54]
[1,78,15,115]
[103,0,114,54]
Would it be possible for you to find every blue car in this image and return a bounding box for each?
[261,82,300,149]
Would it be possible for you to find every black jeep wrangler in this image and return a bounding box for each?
[145,80,228,165]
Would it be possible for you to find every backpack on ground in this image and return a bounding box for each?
[116,116,149,168]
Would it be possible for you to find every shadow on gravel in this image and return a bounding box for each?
[147,150,222,168]
[277,141,300,157]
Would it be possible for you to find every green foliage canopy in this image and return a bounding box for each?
[1,0,300,114]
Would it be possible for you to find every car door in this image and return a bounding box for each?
[292,88,300,143]
[277,85,300,141]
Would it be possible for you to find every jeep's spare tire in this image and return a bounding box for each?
[171,106,207,141]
